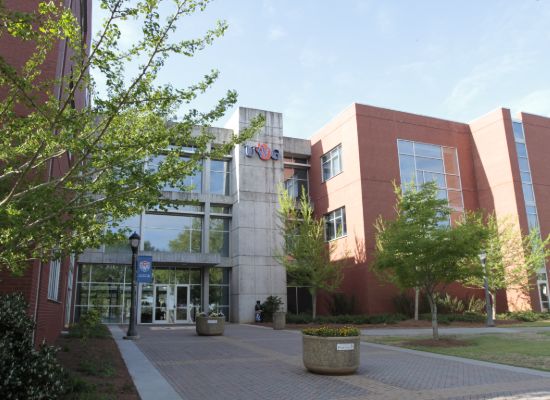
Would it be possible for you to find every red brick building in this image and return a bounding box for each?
[0,0,91,344]
[309,104,550,315]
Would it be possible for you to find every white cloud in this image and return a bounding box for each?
[268,26,287,41]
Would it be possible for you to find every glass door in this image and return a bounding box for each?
[154,284,168,323]
[175,285,190,323]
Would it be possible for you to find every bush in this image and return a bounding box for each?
[287,313,314,324]
[436,293,465,314]
[286,313,407,325]
[261,295,284,322]
[498,311,550,322]
[330,293,355,315]
[392,292,430,318]
[466,296,486,314]
[419,312,485,324]
[302,326,359,337]
[68,308,109,339]
[0,292,65,399]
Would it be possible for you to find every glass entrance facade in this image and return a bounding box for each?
[75,264,230,323]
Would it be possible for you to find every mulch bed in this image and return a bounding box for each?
[56,333,139,399]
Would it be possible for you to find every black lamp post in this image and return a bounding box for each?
[479,251,494,327]
[125,231,140,340]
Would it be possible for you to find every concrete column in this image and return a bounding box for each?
[202,267,210,311]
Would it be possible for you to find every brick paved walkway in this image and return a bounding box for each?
[126,324,550,400]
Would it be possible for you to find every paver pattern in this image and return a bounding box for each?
[133,324,550,400]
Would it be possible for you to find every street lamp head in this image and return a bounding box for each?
[479,250,487,264]
[129,231,140,251]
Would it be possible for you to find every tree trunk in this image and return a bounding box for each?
[427,293,439,340]
[414,288,419,321]
[491,292,496,319]
[312,291,317,320]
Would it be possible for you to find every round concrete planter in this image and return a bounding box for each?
[273,312,286,330]
[195,316,225,336]
[302,334,360,375]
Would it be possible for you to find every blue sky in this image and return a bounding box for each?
[93,1,550,139]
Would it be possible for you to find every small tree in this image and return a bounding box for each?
[373,182,487,339]
[464,214,550,315]
[277,187,343,319]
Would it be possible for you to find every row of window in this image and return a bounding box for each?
[108,205,231,256]
[150,155,231,196]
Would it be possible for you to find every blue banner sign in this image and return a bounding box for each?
[136,255,153,283]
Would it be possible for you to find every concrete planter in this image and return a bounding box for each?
[273,312,286,330]
[195,316,225,336]
[302,334,360,375]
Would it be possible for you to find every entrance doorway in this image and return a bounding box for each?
[151,284,191,323]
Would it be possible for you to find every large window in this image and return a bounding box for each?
[105,215,141,252]
[149,154,202,193]
[397,139,464,224]
[142,212,203,253]
[47,259,61,301]
[284,157,309,199]
[513,121,548,311]
[209,267,229,320]
[209,205,231,256]
[325,207,347,241]
[321,145,342,182]
[75,264,131,323]
[210,159,231,195]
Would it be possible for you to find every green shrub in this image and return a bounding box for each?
[392,292,430,317]
[330,293,355,315]
[0,292,65,399]
[419,312,485,324]
[287,313,314,324]
[287,313,407,325]
[68,309,109,339]
[498,311,550,322]
[466,296,486,314]
[261,295,284,322]
[302,326,359,337]
[436,293,465,314]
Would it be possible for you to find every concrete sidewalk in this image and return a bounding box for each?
[113,324,550,400]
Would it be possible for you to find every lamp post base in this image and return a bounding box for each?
[123,335,140,340]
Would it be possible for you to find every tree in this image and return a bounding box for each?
[373,182,487,339]
[276,186,344,319]
[0,1,263,273]
[464,214,550,315]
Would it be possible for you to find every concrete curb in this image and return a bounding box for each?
[109,325,183,400]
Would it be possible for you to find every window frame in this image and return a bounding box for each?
[321,145,342,182]
[48,259,62,301]
[324,206,347,241]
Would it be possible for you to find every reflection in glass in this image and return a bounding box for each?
[210,160,230,195]
[143,213,202,253]
[414,142,441,158]
[209,217,230,256]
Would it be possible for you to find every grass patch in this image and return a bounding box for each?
[364,332,550,371]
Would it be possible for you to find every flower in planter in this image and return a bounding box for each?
[197,311,225,318]
[302,326,359,337]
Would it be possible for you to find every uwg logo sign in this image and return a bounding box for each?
[244,143,280,161]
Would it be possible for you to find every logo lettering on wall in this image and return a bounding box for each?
[244,143,280,161]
